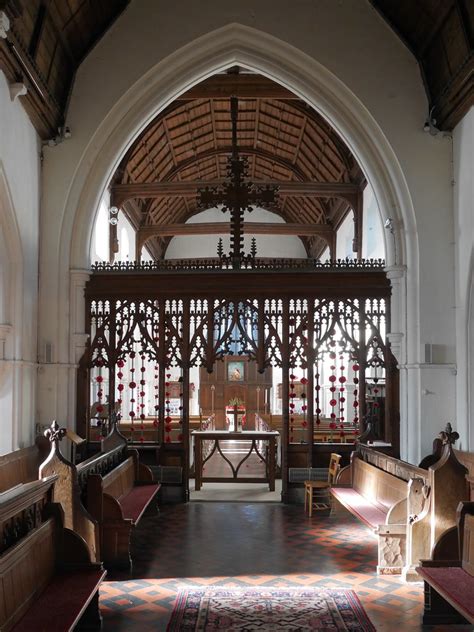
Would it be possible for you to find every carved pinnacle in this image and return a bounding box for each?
[439,422,459,445]
[44,420,67,445]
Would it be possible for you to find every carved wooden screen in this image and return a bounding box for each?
[80,264,395,491]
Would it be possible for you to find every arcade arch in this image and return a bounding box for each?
[42,24,426,459]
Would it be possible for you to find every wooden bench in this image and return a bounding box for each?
[39,422,101,563]
[41,420,161,569]
[417,501,474,625]
[0,477,106,631]
[331,441,469,580]
[86,447,160,569]
[0,437,49,492]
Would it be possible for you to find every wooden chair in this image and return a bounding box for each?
[304,453,341,516]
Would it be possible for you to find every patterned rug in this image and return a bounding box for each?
[166,587,376,631]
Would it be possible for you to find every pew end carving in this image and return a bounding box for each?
[428,443,469,548]
[101,413,128,453]
[39,421,100,563]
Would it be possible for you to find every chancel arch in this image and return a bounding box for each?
[78,54,405,502]
[54,23,425,464]
[66,24,414,269]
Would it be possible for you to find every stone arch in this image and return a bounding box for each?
[57,23,419,457]
[0,163,23,352]
[467,253,474,449]
[67,24,416,272]
[0,162,24,452]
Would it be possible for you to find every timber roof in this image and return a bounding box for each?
[0,1,472,137]
[113,82,364,259]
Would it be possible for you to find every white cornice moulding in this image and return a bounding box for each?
[384,265,407,279]
[9,82,27,102]
[37,362,78,369]
[70,268,92,280]
[0,360,39,368]
[0,324,12,340]
[398,363,457,374]
[0,11,10,39]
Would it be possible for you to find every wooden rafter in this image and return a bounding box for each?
[112,181,361,207]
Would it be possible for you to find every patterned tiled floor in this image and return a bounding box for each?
[99,501,463,631]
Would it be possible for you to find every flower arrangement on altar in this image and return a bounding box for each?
[227,397,244,407]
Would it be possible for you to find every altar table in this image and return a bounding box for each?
[192,430,279,491]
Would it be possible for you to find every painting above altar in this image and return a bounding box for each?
[227,361,245,382]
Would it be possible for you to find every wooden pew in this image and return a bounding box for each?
[87,422,161,569]
[417,501,474,625]
[0,477,106,631]
[42,420,161,569]
[39,421,100,563]
[331,441,469,580]
[0,437,49,492]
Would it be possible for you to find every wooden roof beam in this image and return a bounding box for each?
[135,222,336,260]
[180,75,299,100]
[111,181,361,208]
[138,221,334,238]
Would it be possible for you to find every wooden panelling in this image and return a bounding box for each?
[0,519,55,630]
[353,458,407,511]
[102,457,135,500]
[464,513,474,576]
[372,0,474,130]
[0,0,129,138]
[0,441,48,492]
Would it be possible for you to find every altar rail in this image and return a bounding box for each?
[90,414,353,445]
[192,430,279,491]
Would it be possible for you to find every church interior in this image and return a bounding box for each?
[0,1,473,630]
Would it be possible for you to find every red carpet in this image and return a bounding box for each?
[166,587,376,631]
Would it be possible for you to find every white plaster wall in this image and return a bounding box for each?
[362,186,384,261]
[453,107,474,450]
[38,0,456,461]
[335,214,354,260]
[0,71,41,451]
[165,207,307,259]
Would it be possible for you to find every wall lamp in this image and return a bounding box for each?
[109,206,119,226]
[423,107,439,136]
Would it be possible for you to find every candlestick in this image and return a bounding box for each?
[210,385,215,414]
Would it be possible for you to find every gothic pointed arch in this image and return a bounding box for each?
[53,23,420,456]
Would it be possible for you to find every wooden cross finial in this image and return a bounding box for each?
[439,422,459,446]
[197,96,279,269]
[44,420,67,449]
